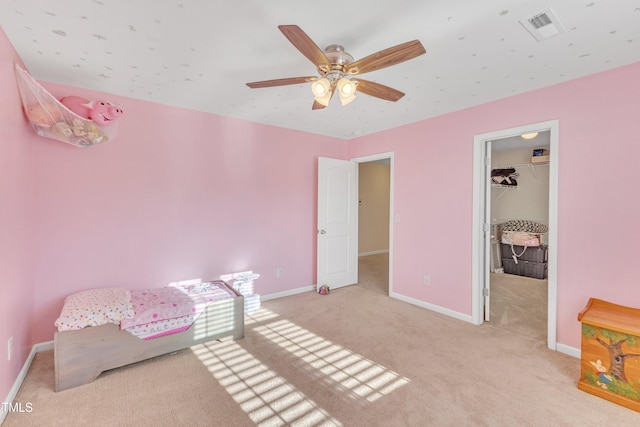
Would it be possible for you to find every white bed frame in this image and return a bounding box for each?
[54,292,244,392]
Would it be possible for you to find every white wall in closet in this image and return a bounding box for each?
[491,147,550,225]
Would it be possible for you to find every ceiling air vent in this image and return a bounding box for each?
[520,8,567,41]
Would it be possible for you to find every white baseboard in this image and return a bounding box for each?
[359,250,389,257]
[389,291,475,323]
[33,341,54,352]
[261,285,316,301]
[556,343,580,359]
[1,341,53,423]
[389,291,581,358]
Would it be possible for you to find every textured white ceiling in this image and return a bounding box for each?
[2,0,639,139]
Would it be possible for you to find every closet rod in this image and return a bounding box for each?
[492,163,549,169]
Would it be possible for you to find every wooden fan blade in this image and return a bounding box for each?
[247,76,318,89]
[312,100,326,110]
[246,76,316,88]
[278,25,332,72]
[345,40,426,75]
[354,79,405,102]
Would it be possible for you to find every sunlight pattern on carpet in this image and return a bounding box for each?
[191,307,409,425]
[191,339,341,427]
[254,318,410,403]
[244,306,280,326]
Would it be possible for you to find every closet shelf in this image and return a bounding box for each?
[493,162,549,180]
[493,163,549,169]
[492,185,518,200]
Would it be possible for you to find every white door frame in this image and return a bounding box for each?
[471,120,559,351]
[483,139,493,321]
[352,152,394,295]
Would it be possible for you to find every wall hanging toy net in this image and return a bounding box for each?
[15,64,121,148]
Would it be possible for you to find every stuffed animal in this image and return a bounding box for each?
[52,121,73,141]
[26,102,62,128]
[59,96,123,125]
[71,118,87,137]
[84,123,105,144]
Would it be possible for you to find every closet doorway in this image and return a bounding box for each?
[489,132,550,342]
[354,153,393,295]
[472,120,558,351]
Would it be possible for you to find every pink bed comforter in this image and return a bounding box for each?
[120,281,237,339]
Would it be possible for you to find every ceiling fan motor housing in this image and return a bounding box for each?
[324,45,354,67]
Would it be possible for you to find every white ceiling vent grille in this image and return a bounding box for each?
[520,8,567,41]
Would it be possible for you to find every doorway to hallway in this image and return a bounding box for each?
[354,153,393,295]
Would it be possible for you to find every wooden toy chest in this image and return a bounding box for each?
[577,298,640,412]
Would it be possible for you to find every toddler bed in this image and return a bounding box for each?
[54,281,244,392]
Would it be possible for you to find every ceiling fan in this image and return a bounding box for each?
[246,25,426,109]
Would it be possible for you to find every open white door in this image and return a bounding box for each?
[317,157,358,289]
[483,140,492,321]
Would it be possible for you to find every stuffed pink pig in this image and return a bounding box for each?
[59,96,123,125]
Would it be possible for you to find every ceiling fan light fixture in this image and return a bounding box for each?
[337,78,357,105]
[311,78,331,96]
[339,93,356,106]
[314,91,333,107]
[337,78,355,95]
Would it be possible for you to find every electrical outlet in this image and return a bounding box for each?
[276,268,284,278]
[8,337,13,361]
[423,275,430,286]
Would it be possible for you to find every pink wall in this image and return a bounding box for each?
[28,88,346,344]
[348,61,640,349]
[1,30,36,404]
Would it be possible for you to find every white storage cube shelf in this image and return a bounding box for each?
[234,283,254,296]
[230,273,260,314]
[244,294,261,315]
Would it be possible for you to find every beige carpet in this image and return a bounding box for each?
[358,253,389,295]
[489,272,548,341]
[358,254,547,341]
[5,284,640,426]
